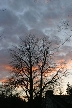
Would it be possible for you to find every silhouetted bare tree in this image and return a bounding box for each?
[6,34,67,107]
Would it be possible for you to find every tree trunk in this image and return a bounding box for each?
[40,70,43,108]
[40,70,43,107]
[30,76,33,108]
[40,71,42,98]
[29,53,33,108]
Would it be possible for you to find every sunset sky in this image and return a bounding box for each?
[0,0,72,93]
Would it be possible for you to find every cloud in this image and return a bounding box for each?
[0,0,72,82]
[22,10,37,28]
[0,9,18,27]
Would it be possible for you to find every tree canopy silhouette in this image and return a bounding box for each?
[5,34,67,108]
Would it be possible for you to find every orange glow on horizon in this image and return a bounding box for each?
[0,78,8,83]
[5,65,13,70]
[0,58,72,84]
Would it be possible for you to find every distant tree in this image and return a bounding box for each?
[66,82,72,95]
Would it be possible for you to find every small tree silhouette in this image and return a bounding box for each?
[66,82,72,95]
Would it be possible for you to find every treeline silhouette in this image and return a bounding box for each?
[0,93,45,108]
